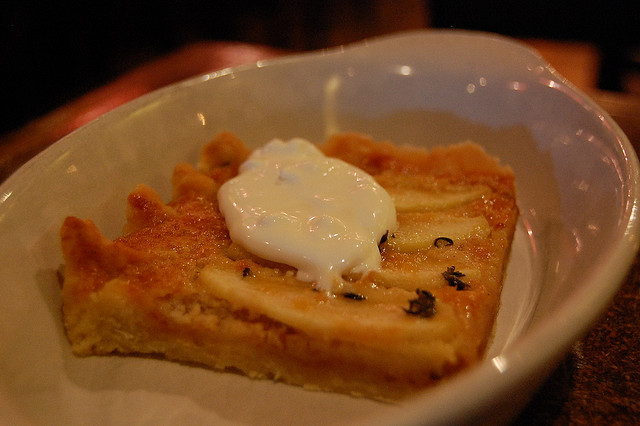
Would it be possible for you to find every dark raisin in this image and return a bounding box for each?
[343,292,366,301]
[404,289,436,318]
[442,266,470,290]
[434,237,454,248]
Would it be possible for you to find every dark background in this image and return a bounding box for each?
[430,0,640,92]
[1,0,638,137]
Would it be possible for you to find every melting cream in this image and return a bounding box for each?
[217,138,397,293]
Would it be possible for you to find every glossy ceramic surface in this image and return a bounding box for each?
[1,30,638,425]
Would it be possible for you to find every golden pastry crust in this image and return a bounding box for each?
[60,131,518,401]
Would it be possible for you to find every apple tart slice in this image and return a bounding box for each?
[60,131,518,401]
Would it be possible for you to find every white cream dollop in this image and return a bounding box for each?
[217,137,397,293]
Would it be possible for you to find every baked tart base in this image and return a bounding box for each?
[60,132,518,401]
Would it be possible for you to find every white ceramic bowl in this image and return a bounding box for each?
[1,30,638,425]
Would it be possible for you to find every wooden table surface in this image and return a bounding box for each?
[1,42,639,424]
